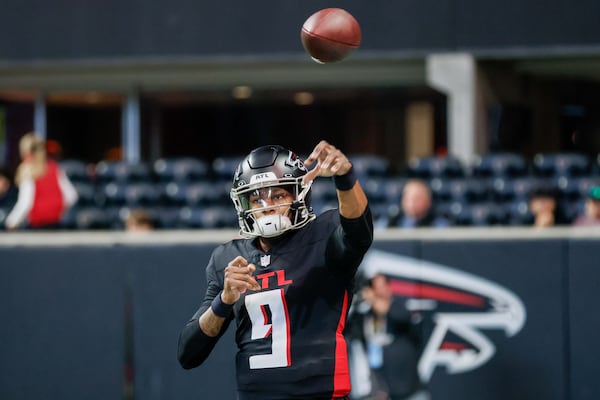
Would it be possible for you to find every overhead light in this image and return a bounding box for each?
[232,86,252,100]
[294,91,314,106]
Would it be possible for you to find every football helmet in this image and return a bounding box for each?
[231,145,315,238]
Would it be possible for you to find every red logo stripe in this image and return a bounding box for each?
[389,280,485,307]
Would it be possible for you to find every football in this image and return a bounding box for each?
[300,8,362,64]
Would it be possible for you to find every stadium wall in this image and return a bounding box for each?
[0,228,598,400]
[1,0,599,63]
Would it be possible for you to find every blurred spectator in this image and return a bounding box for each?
[347,273,430,400]
[125,209,154,232]
[4,133,78,230]
[527,185,569,227]
[573,186,600,226]
[382,179,449,228]
[0,167,18,209]
[45,139,63,160]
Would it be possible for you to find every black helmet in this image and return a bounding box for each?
[230,145,315,237]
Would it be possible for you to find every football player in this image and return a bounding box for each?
[178,140,373,399]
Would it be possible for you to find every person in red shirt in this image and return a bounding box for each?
[5,133,78,230]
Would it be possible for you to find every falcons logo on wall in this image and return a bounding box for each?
[360,249,526,382]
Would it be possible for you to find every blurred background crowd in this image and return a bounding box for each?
[1,0,600,232]
[1,137,599,231]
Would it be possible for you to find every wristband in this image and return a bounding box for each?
[333,167,357,191]
[211,292,234,318]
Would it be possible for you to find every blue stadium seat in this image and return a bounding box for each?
[491,176,549,203]
[406,156,465,179]
[380,177,406,204]
[149,207,183,229]
[448,202,508,226]
[95,161,152,183]
[532,153,591,178]
[361,178,387,203]
[506,200,534,226]
[124,183,162,206]
[100,182,128,206]
[59,159,92,183]
[185,182,222,206]
[178,206,237,229]
[310,180,337,203]
[429,178,490,204]
[72,182,99,206]
[348,154,389,178]
[162,182,189,206]
[153,157,209,182]
[212,156,244,179]
[211,180,233,205]
[74,207,115,230]
[429,178,453,203]
[554,176,584,202]
[471,152,529,178]
[448,178,491,203]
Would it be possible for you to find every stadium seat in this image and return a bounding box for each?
[124,183,162,206]
[310,199,338,216]
[406,155,465,179]
[532,153,591,178]
[310,180,337,203]
[100,182,128,206]
[361,178,387,203]
[185,182,222,206]
[448,178,491,203]
[212,156,244,179]
[162,182,188,206]
[347,154,389,178]
[153,157,209,182]
[554,176,584,202]
[491,176,549,203]
[506,200,534,226]
[429,178,490,204]
[59,159,92,183]
[74,207,115,230]
[380,177,406,204]
[178,206,237,229]
[429,178,453,203]
[95,161,153,183]
[149,207,183,229]
[211,180,234,205]
[471,153,529,178]
[72,182,99,207]
[448,202,508,226]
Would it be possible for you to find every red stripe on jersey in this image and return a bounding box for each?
[332,290,351,398]
[279,288,292,367]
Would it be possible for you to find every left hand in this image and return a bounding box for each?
[303,140,352,183]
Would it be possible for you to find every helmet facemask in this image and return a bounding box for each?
[231,177,314,238]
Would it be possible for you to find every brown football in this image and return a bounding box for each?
[300,8,362,64]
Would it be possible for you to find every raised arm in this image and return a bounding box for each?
[304,140,373,269]
[303,140,368,218]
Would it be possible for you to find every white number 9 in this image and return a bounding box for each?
[245,289,291,369]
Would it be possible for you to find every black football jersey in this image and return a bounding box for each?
[193,209,372,399]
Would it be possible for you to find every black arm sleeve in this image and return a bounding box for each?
[177,302,234,369]
[177,251,233,369]
[325,205,374,273]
